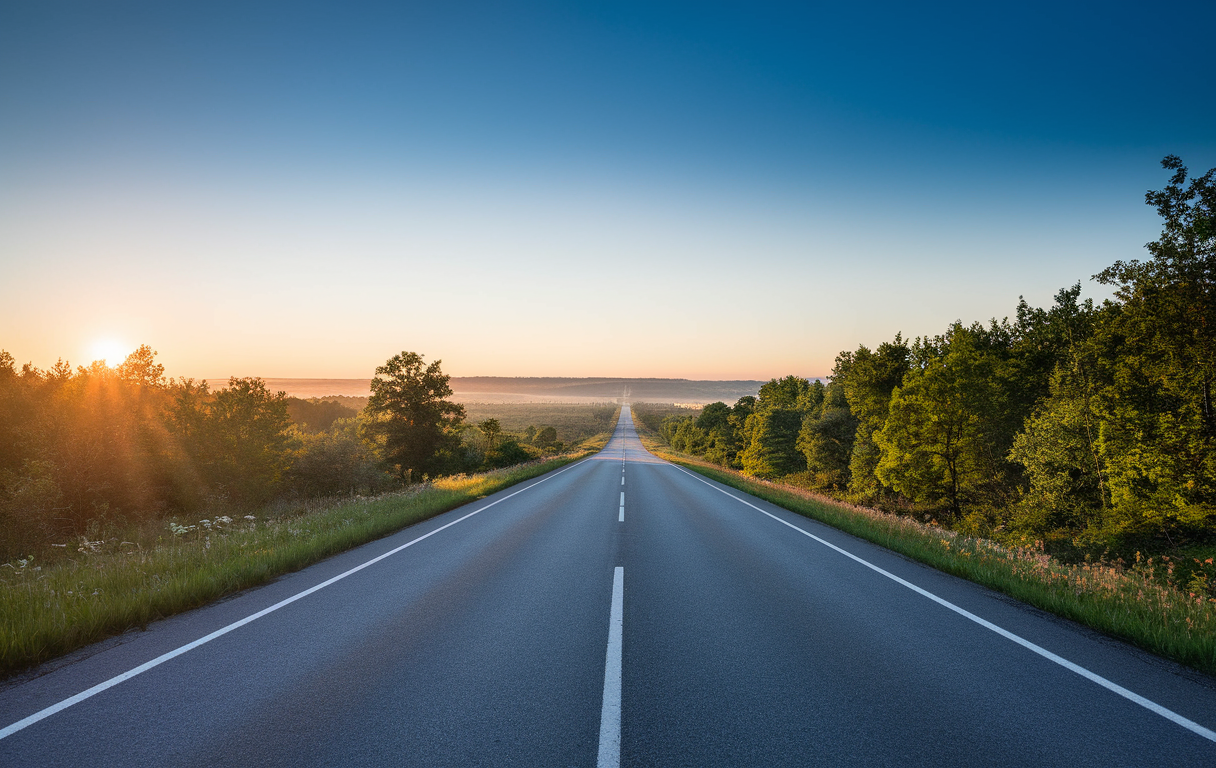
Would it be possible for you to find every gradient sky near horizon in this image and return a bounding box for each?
[3,1,1214,380]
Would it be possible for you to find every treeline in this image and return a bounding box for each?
[0,349,586,560]
[644,156,1214,557]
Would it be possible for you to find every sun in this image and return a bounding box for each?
[88,338,134,367]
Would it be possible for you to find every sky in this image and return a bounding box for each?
[2,0,1214,380]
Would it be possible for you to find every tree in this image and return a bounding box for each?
[478,418,502,449]
[797,383,857,490]
[696,401,742,466]
[1006,286,1108,542]
[996,158,1216,549]
[534,426,558,448]
[288,416,393,497]
[206,377,293,503]
[363,352,466,483]
[739,408,805,477]
[835,337,909,499]
[723,396,756,468]
[756,375,812,409]
[738,377,814,478]
[1097,155,1215,438]
[875,324,1012,517]
[672,419,709,454]
[116,345,165,388]
[695,401,732,434]
[1049,156,1216,546]
[485,437,530,468]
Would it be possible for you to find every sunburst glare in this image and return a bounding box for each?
[88,338,133,367]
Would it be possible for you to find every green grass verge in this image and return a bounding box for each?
[643,439,1216,676]
[0,442,605,679]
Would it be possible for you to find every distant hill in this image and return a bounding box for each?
[204,377,768,404]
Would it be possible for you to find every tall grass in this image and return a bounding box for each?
[0,444,604,678]
[642,439,1216,676]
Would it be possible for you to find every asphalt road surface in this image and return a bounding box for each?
[2,407,1215,766]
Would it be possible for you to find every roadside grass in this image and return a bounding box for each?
[0,434,611,679]
[637,433,1216,677]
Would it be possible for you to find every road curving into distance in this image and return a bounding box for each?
[2,407,1215,766]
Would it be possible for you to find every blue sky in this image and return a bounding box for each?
[2,1,1213,378]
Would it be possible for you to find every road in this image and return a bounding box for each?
[2,406,1215,766]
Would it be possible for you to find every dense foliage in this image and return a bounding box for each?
[645,157,1215,561]
[0,349,603,561]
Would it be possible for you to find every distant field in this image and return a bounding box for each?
[462,402,619,445]
[206,377,768,404]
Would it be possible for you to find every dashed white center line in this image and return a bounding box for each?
[597,567,624,768]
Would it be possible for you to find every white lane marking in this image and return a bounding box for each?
[0,459,589,742]
[621,476,624,485]
[597,567,624,768]
[618,506,624,522]
[619,491,625,506]
[670,464,1216,745]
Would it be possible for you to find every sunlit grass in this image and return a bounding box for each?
[640,436,1216,676]
[0,436,611,678]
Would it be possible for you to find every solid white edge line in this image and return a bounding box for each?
[669,463,1216,745]
[597,566,624,768]
[0,458,590,742]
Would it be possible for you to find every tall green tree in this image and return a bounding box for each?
[205,377,293,503]
[363,352,466,483]
[1008,158,1216,548]
[1097,155,1215,439]
[875,323,1012,516]
[1007,287,1108,541]
[1081,156,1216,543]
[739,377,812,478]
[836,337,910,499]
[739,407,806,478]
[1099,159,1215,436]
[696,401,741,466]
[797,382,857,490]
